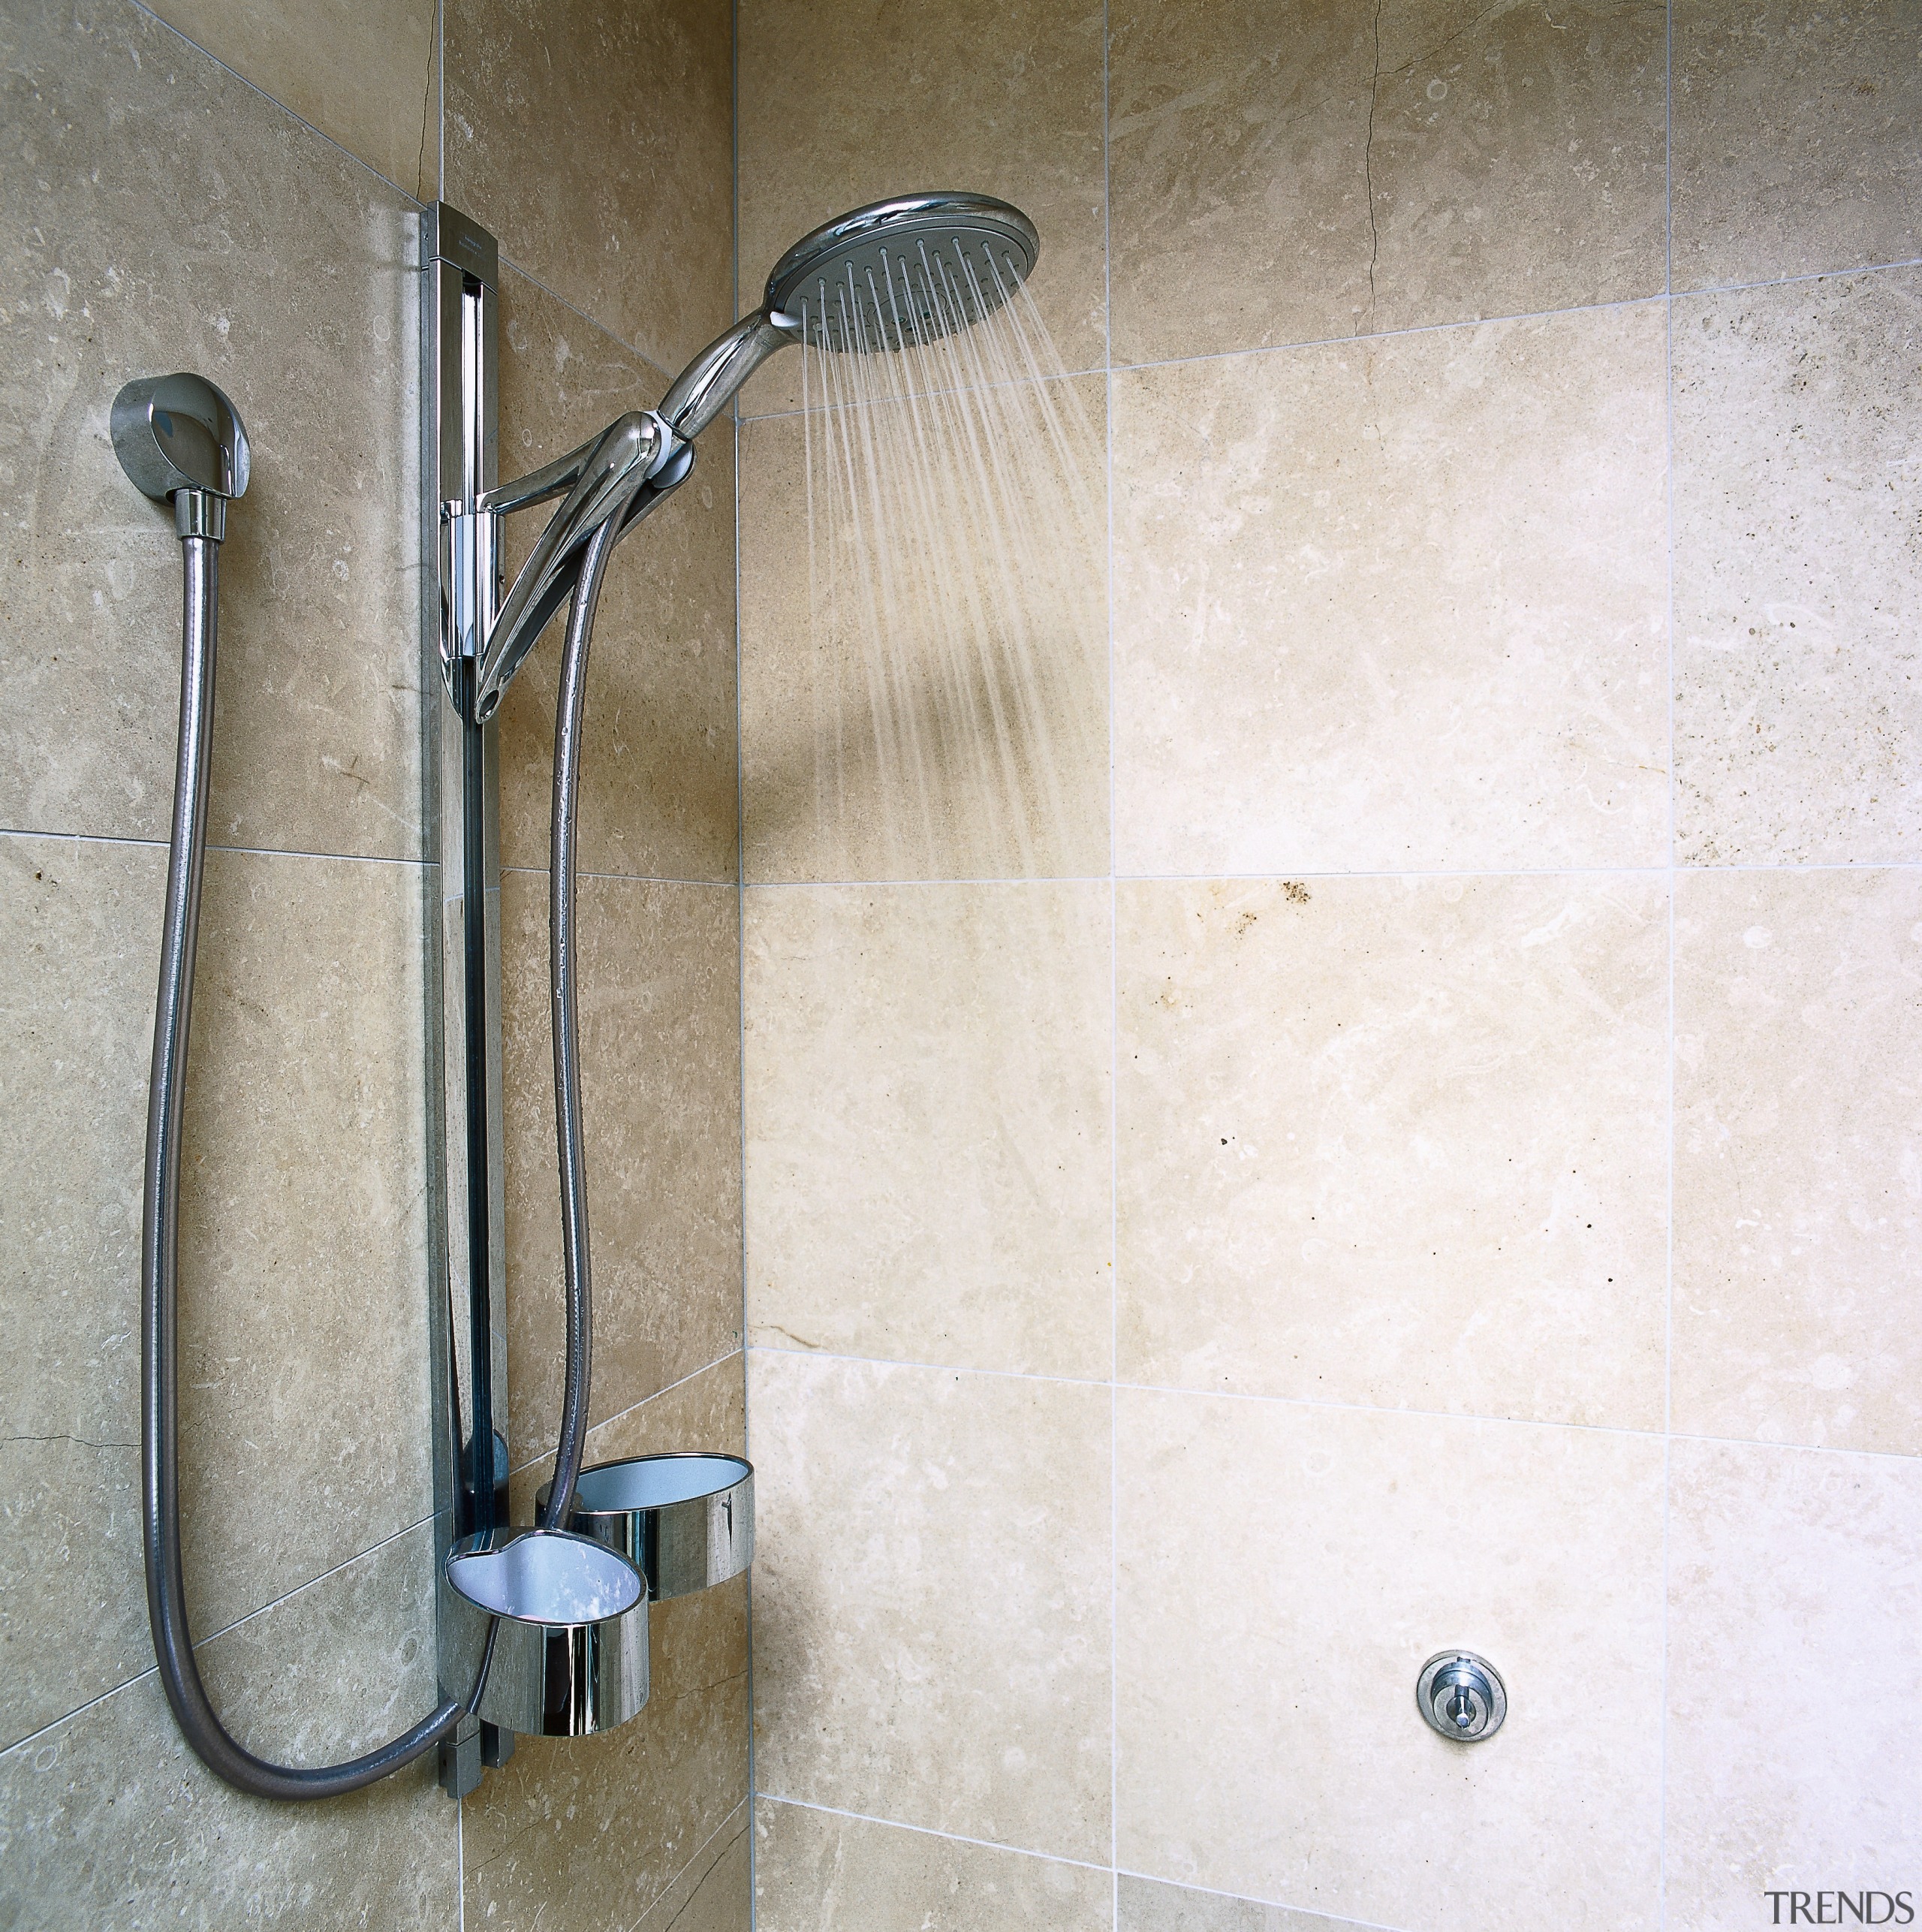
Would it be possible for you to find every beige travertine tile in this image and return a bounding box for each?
[749,1352,1111,1862]
[1108,0,1666,366]
[144,0,438,197]
[508,1349,747,1525]
[500,873,740,1469]
[1119,1876,1353,1932]
[734,0,1106,419]
[745,882,1111,1379]
[737,378,1110,883]
[0,837,437,1751]
[1673,0,1922,291]
[637,1801,751,1932]
[0,836,161,1747]
[173,849,435,1634]
[1113,303,1669,877]
[494,265,739,885]
[1674,870,1922,1455]
[478,1360,749,1931]
[444,0,732,377]
[1116,1389,1665,1931]
[1118,875,1669,1430]
[1673,270,1922,866]
[1665,1438,1922,1929]
[0,1523,456,1931]
[0,0,429,860]
[755,1800,1114,1932]
[463,1578,749,1931]
[1107,1,1374,366]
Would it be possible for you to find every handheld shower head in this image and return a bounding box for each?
[766,191,1039,351]
[658,190,1039,440]
[469,192,1041,719]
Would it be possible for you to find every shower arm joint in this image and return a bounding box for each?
[448,409,693,723]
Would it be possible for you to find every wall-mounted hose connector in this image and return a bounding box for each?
[118,370,474,1801]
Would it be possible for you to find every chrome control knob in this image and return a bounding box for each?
[1417,1650,1505,1742]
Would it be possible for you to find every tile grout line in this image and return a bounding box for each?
[731,5,758,1924]
[1113,1868,1411,1932]
[623,1798,752,1932]
[131,3,682,405]
[758,1792,1406,1928]
[0,826,435,869]
[746,1340,1922,1463]
[0,1503,441,1765]
[438,0,461,1912]
[731,250,1922,424]
[1102,0,1120,1913]
[1659,6,1677,1924]
[125,0,429,213]
[11,845,1911,889]
[755,1792,1113,1876]
[500,862,737,888]
[505,1347,746,1480]
[731,859,1922,890]
[492,249,678,392]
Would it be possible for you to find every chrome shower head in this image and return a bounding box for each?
[658,189,1039,440]
[765,191,1040,352]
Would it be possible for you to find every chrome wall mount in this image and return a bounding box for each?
[1417,1651,1507,1743]
[422,203,515,1799]
[422,204,755,1801]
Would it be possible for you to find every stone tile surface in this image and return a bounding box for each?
[1665,1438,1922,1930]
[1119,1876,1351,1932]
[0,1523,456,1931]
[749,1352,1111,1863]
[755,1800,1114,1932]
[500,873,741,1468]
[1673,270,1922,865]
[746,882,1112,1379]
[1116,1388,1665,1931]
[1673,0,1922,291]
[1113,304,1669,876]
[146,0,438,196]
[636,1801,751,1932]
[737,378,1109,884]
[494,265,739,886]
[1108,0,1666,365]
[1119,874,1669,1430]
[734,0,1106,418]
[508,1349,747,1527]
[444,0,733,376]
[170,850,435,1635]
[1674,868,1922,1455]
[0,836,161,1747]
[0,0,428,859]
[0,837,436,1754]
[492,1356,750,1930]
[462,1578,749,1932]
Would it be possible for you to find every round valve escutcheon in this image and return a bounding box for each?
[1417,1651,1506,1742]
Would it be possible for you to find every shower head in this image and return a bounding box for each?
[766,191,1040,352]
[658,190,1039,441]
[472,191,1042,716]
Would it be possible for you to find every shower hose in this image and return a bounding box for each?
[141,498,619,1798]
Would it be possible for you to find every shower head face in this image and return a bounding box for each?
[765,191,1039,353]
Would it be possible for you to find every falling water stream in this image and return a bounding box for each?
[791,261,1107,881]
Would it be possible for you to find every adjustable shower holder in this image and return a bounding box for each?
[538,1454,755,1602]
[423,203,752,1796]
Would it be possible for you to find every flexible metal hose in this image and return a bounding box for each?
[542,514,622,1533]
[142,511,468,1799]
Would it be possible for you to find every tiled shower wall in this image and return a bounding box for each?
[736,5,1922,1929]
[0,0,746,1924]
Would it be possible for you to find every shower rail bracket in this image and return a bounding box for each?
[422,200,513,1800]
